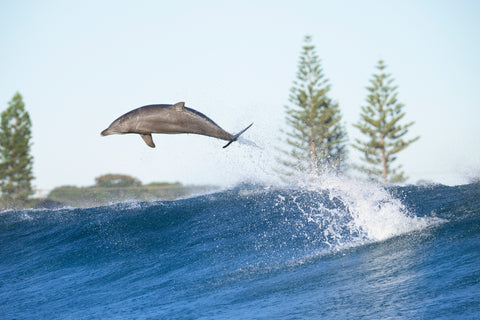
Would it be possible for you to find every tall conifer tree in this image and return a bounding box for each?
[279,36,347,178]
[353,60,419,183]
[0,92,34,205]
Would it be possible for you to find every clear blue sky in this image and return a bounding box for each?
[1,0,479,191]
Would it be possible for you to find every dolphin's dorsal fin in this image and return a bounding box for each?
[172,102,185,111]
[140,133,155,148]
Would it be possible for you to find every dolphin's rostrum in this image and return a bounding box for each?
[101,102,253,148]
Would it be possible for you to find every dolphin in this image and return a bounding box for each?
[101,102,253,148]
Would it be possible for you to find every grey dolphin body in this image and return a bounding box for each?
[101,102,253,148]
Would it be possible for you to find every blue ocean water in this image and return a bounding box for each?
[1,180,479,319]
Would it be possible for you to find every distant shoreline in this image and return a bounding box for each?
[2,183,219,210]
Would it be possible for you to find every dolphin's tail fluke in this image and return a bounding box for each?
[223,123,254,148]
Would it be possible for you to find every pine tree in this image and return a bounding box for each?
[279,36,347,178]
[353,60,419,184]
[0,92,34,206]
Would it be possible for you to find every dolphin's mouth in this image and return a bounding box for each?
[100,128,111,136]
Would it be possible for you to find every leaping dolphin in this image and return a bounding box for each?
[101,102,253,148]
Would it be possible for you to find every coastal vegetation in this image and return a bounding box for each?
[278,35,348,179]
[46,175,216,208]
[0,93,34,208]
[279,38,418,184]
[352,60,419,183]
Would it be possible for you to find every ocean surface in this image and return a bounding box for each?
[1,179,479,319]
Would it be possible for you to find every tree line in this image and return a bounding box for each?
[1,36,420,207]
[47,174,214,207]
[279,35,419,183]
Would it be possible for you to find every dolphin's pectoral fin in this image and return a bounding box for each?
[140,134,155,148]
[171,102,185,111]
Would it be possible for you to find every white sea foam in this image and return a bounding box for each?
[298,174,443,243]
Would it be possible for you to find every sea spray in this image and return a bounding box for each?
[310,175,440,241]
[270,174,445,251]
